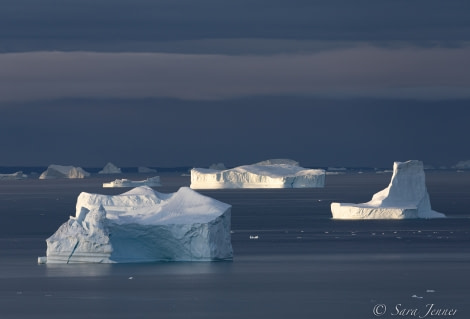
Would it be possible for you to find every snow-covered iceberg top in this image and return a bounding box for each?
[98,162,122,174]
[38,186,232,263]
[39,164,90,179]
[103,176,161,188]
[331,160,445,219]
[0,171,27,180]
[191,160,325,189]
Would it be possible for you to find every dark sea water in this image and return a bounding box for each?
[0,171,469,319]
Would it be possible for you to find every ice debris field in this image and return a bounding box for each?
[39,186,233,263]
[191,159,325,189]
[331,160,445,219]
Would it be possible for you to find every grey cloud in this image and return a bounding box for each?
[1,46,470,102]
[1,0,470,53]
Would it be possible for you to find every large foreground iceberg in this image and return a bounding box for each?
[98,162,122,174]
[331,160,445,219]
[39,164,90,179]
[191,159,325,189]
[39,186,232,263]
[103,176,161,188]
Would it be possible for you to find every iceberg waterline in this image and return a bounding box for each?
[39,186,233,263]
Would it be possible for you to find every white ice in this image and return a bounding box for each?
[0,171,27,180]
[103,176,161,188]
[39,164,90,179]
[331,160,445,219]
[39,186,232,263]
[191,159,325,189]
[98,162,122,174]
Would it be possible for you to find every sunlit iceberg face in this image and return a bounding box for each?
[191,159,325,189]
[331,160,445,219]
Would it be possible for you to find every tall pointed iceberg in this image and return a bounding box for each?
[331,160,445,219]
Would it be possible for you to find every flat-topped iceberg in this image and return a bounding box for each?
[98,162,122,174]
[38,186,232,263]
[331,160,445,219]
[191,159,325,189]
[39,164,90,179]
[0,171,27,180]
[103,176,161,188]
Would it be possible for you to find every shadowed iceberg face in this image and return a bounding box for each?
[331,160,445,219]
[39,186,233,263]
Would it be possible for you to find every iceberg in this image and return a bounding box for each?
[209,163,227,170]
[453,160,470,169]
[255,158,299,166]
[38,186,233,263]
[103,176,161,188]
[98,162,122,174]
[331,160,445,219]
[191,159,325,189]
[39,164,90,179]
[138,166,157,173]
[0,171,27,180]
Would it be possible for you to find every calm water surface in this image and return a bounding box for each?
[0,171,469,318]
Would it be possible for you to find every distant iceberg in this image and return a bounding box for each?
[103,176,161,188]
[191,159,325,189]
[39,165,90,179]
[0,171,27,180]
[255,159,299,166]
[39,186,233,263]
[209,163,227,170]
[453,160,470,169]
[98,162,122,174]
[331,160,445,219]
[138,166,157,173]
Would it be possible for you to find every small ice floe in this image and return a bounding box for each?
[128,277,134,280]
[296,236,302,239]
[412,295,423,299]
[426,289,436,293]
[249,235,259,240]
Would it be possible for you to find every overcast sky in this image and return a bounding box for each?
[1,0,469,168]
